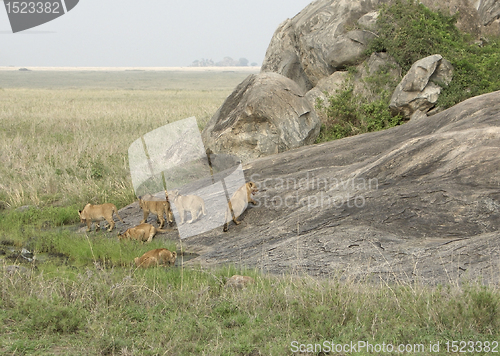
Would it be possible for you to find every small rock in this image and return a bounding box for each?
[4,265,29,274]
[225,275,255,289]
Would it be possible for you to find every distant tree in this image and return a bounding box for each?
[237,58,249,66]
[190,58,215,67]
[216,57,238,66]
[251,62,259,67]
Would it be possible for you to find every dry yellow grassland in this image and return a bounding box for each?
[0,70,253,208]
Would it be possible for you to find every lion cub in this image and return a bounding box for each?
[118,223,167,243]
[223,182,258,232]
[139,193,173,228]
[78,203,124,232]
[134,248,177,268]
[169,190,206,224]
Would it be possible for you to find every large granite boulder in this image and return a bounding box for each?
[261,0,390,93]
[478,0,500,26]
[201,72,320,162]
[390,54,453,118]
[261,0,499,94]
[326,30,378,70]
[118,90,500,285]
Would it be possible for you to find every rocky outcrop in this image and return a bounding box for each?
[261,0,390,93]
[262,0,499,94]
[478,0,500,26]
[117,90,500,285]
[390,54,453,119]
[159,90,500,285]
[201,72,320,163]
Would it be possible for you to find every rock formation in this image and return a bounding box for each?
[203,0,500,161]
[201,72,320,162]
[118,90,500,285]
[261,0,391,93]
[262,0,499,94]
[184,90,500,284]
[390,54,453,119]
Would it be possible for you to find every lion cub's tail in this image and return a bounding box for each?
[156,228,169,234]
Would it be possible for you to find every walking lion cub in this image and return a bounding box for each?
[118,223,167,243]
[78,203,124,232]
[134,248,177,268]
[223,182,258,232]
[139,193,173,228]
[169,190,206,224]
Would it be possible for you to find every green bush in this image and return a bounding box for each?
[370,0,500,108]
[316,75,403,143]
[317,0,500,142]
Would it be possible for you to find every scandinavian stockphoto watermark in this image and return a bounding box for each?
[3,0,79,33]
[128,118,377,239]
[250,172,379,211]
[128,117,246,239]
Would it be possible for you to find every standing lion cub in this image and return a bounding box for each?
[78,203,124,232]
[134,248,177,268]
[169,190,206,224]
[223,182,258,232]
[118,223,167,243]
[139,193,173,228]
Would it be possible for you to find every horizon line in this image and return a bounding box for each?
[0,66,261,72]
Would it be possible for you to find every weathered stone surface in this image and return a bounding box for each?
[118,90,500,285]
[326,30,378,69]
[201,72,320,162]
[357,10,379,30]
[478,0,500,25]
[261,0,390,92]
[410,110,427,121]
[390,55,453,118]
[262,0,498,94]
[305,71,348,110]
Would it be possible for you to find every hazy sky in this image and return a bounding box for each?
[0,0,313,67]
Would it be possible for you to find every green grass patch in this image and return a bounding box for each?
[30,230,177,267]
[0,206,80,243]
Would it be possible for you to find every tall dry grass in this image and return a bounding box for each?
[1,262,499,355]
[0,72,246,208]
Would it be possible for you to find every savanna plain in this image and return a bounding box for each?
[0,69,499,355]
